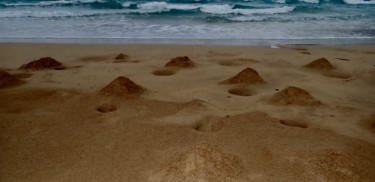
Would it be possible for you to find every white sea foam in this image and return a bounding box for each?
[137,2,199,13]
[201,5,295,15]
[300,0,320,3]
[343,0,375,4]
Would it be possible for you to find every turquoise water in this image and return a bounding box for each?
[0,0,375,44]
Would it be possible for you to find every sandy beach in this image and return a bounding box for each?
[0,43,374,181]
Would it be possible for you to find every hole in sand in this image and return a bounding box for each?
[152,69,175,76]
[228,88,252,96]
[279,120,308,128]
[96,104,117,113]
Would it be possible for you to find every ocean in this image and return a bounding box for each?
[0,0,375,45]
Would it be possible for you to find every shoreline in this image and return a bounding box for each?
[1,37,375,46]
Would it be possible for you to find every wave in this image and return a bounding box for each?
[1,0,374,9]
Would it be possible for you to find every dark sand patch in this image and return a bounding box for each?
[271,86,321,106]
[96,104,117,113]
[336,58,350,61]
[220,67,264,85]
[115,53,129,60]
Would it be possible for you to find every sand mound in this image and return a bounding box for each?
[152,143,243,182]
[152,69,175,76]
[304,58,335,70]
[96,104,117,113]
[271,86,321,106]
[194,116,224,132]
[115,53,128,60]
[0,71,24,89]
[100,76,145,97]
[19,57,63,70]
[220,67,264,84]
[279,119,308,128]
[165,56,194,68]
[228,88,252,96]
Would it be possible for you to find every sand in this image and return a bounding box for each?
[0,43,375,181]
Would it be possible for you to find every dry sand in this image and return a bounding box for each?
[0,43,375,181]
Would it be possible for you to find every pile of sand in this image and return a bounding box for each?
[19,57,63,70]
[151,143,243,182]
[165,56,194,68]
[304,58,335,70]
[220,67,264,84]
[271,86,321,106]
[100,76,145,97]
[115,53,128,60]
[0,71,24,89]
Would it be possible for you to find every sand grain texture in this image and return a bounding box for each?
[150,143,243,182]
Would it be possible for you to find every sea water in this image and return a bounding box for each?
[0,0,374,45]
